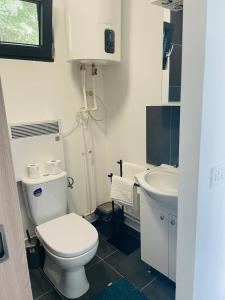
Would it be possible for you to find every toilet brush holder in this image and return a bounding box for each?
[26,238,45,270]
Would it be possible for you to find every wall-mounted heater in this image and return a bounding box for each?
[152,0,183,11]
[9,121,65,182]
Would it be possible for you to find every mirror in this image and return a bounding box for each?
[162,9,183,104]
[152,0,183,12]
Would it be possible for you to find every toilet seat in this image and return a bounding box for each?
[36,213,98,258]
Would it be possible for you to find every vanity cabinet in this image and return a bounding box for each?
[140,189,177,282]
[168,214,177,282]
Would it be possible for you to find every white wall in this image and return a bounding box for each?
[177,0,225,299]
[0,0,108,237]
[104,0,163,218]
[0,0,165,236]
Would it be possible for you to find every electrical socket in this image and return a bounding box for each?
[210,163,225,188]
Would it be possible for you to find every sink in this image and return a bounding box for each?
[135,165,178,210]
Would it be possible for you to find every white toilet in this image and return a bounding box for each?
[22,171,98,299]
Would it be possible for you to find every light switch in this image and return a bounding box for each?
[210,163,225,188]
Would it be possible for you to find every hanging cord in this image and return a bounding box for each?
[62,95,107,138]
[62,118,79,137]
[62,111,84,137]
[88,94,107,122]
[63,64,107,138]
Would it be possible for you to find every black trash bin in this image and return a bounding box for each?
[95,201,124,238]
[26,239,45,270]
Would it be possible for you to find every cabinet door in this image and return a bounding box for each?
[140,200,169,277]
[168,214,177,282]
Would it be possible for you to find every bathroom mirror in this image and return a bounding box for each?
[162,9,183,104]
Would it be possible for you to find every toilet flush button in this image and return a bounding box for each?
[33,188,42,197]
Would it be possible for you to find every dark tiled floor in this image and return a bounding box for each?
[104,249,155,290]
[30,269,53,299]
[142,276,176,300]
[96,239,117,259]
[30,233,175,300]
[37,290,62,300]
[76,261,122,300]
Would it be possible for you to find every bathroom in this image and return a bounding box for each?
[1,0,225,300]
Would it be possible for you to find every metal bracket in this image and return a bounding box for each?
[67,177,75,189]
[166,44,174,59]
[0,224,9,263]
[108,173,113,183]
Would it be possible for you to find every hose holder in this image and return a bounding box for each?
[67,177,75,189]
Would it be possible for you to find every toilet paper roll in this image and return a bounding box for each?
[45,160,63,175]
[27,164,40,179]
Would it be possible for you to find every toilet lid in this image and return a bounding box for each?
[36,213,98,258]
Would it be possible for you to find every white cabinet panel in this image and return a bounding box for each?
[169,214,177,282]
[141,200,169,277]
[140,189,177,282]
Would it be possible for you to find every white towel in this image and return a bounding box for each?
[122,162,146,180]
[110,175,135,207]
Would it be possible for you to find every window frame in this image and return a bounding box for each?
[0,0,54,62]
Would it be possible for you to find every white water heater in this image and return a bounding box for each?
[65,0,121,64]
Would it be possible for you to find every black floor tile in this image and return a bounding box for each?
[108,232,140,255]
[94,224,109,241]
[38,290,62,300]
[86,255,101,270]
[97,235,117,259]
[77,260,122,300]
[105,249,156,290]
[30,227,174,300]
[142,277,176,300]
[30,269,53,299]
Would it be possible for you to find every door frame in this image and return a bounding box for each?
[0,78,32,300]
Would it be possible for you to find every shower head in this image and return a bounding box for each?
[152,0,183,11]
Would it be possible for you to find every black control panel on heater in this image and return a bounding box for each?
[105,29,115,54]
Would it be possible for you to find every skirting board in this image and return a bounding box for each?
[124,213,140,233]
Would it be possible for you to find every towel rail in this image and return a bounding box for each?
[117,160,140,187]
[117,160,123,177]
[107,160,140,248]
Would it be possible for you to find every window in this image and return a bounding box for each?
[0,0,54,61]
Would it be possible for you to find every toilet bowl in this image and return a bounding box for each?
[22,173,98,298]
[36,213,98,299]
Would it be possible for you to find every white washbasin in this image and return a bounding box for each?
[136,165,178,210]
